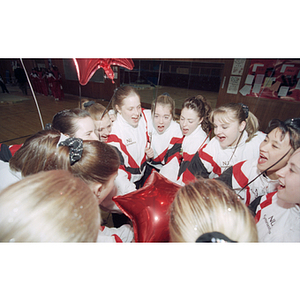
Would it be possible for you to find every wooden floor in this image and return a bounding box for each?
[0,84,218,146]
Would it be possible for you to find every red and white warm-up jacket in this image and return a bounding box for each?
[160,124,209,185]
[97,224,134,243]
[217,158,278,206]
[254,192,300,242]
[107,109,150,195]
[143,109,183,170]
[200,131,266,179]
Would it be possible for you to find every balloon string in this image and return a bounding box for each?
[20,58,44,129]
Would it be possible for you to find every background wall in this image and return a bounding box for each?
[1,58,299,132]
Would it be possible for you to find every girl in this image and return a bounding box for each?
[81,100,112,142]
[106,86,151,196]
[200,103,265,178]
[162,95,212,185]
[143,93,183,176]
[254,148,300,242]
[0,170,100,242]
[48,108,99,141]
[217,118,300,206]
[0,129,134,242]
[169,178,258,242]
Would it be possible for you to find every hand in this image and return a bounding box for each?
[145,146,154,159]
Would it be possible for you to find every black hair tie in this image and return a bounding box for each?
[83,101,95,108]
[196,231,236,243]
[58,137,83,165]
[239,103,249,119]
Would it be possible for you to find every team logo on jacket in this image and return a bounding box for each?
[126,138,136,146]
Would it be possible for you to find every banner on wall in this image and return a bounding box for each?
[239,59,300,102]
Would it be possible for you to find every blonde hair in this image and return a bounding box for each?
[169,178,258,242]
[0,170,100,242]
[210,103,259,142]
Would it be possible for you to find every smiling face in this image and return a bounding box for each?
[116,93,141,127]
[94,114,112,142]
[153,103,172,134]
[276,149,300,205]
[74,117,99,140]
[180,107,202,136]
[213,115,246,149]
[257,128,293,179]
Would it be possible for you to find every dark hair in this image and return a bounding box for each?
[181,95,212,134]
[70,141,120,185]
[266,118,300,151]
[51,108,92,136]
[111,86,140,112]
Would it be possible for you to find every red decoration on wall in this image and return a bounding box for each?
[113,171,181,242]
[73,58,134,85]
[246,59,300,102]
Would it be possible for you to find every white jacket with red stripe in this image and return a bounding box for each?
[97,224,134,243]
[107,110,150,196]
[220,159,278,206]
[200,131,265,179]
[255,192,300,242]
[143,109,183,170]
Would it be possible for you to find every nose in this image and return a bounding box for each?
[133,107,140,115]
[214,126,221,135]
[276,164,288,178]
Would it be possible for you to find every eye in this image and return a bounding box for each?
[272,144,279,149]
[289,168,294,173]
[222,126,228,129]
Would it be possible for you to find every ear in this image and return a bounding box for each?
[115,105,121,114]
[198,117,203,125]
[90,182,103,204]
[239,120,246,132]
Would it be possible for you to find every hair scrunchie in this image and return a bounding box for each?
[239,103,249,119]
[58,137,83,165]
[195,231,236,243]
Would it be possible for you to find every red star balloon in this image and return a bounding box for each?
[73,58,134,85]
[113,170,181,242]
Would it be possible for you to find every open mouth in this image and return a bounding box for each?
[217,135,226,142]
[182,128,189,135]
[258,153,267,164]
[157,126,164,132]
[277,180,285,190]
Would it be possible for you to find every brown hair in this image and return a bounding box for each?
[9,130,120,185]
[111,86,140,113]
[51,108,92,136]
[81,99,108,121]
[151,93,176,120]
[0,170,100,242]
[181,95,212,134]
[210,103,259,142]
[169,178,258,242]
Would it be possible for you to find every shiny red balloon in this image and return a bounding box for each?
[113,171,181,242]
[73,58,134,85]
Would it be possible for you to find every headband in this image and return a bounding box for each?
[196,231,236,243]
[239,103,249,119]
[58,137,83,165]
